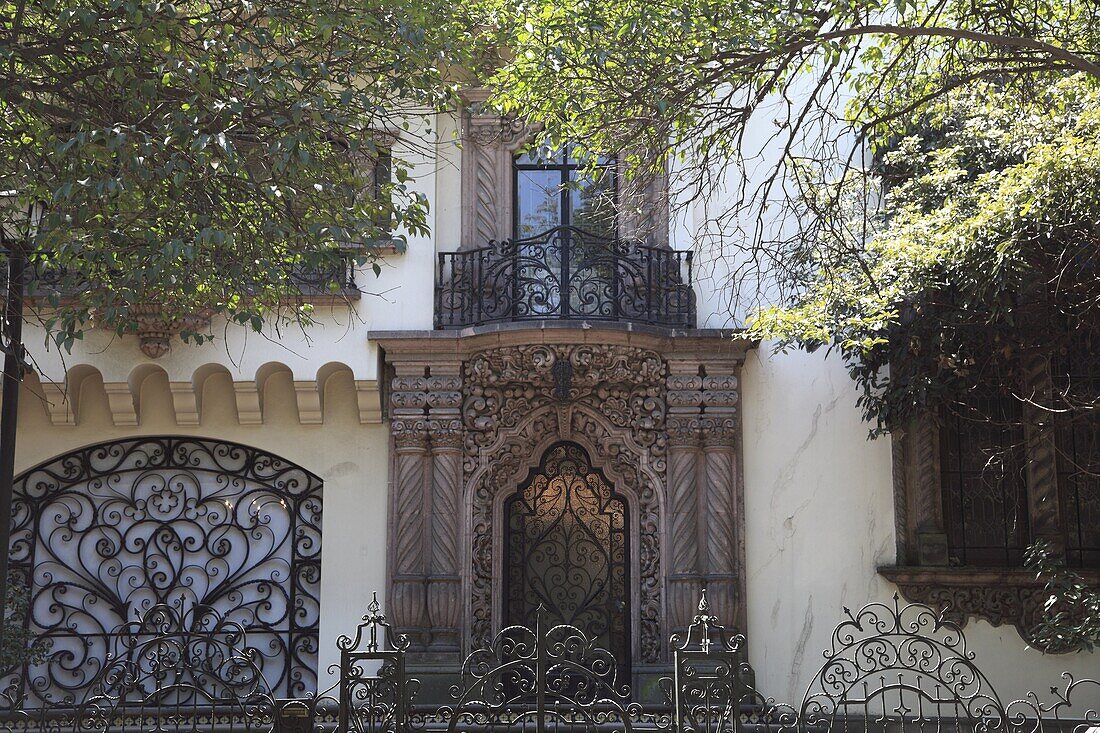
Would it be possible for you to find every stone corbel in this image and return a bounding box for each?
[104,382,138,427]
[294,381,323,425]
[233,382,263,426]
[169,381,200,426]
[40,381,76,426]
[354,379,383,424]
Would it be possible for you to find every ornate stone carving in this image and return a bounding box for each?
[379,330,750,667]
[459,90,532,249]
[880,566,1100,652]
[1022,353,1062,546]
[129,305,211,359]
[463,344,667,662]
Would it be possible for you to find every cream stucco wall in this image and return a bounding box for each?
[13,370,390,691]
[740,345,1100,705]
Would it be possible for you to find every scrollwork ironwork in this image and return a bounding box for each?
[5,437,323,707]
[435,226,694,329]
[439,606,646,733]
[798,594,1100,733]
[335,593,417,733]
[504,443,630,682]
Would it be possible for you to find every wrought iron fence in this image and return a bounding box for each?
[435,227,695,329]
[2,591,1098,733]
[0,602,280,733]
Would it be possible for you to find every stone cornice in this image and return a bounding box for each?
[370,324,755,364]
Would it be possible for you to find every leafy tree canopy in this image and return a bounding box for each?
[481,0,1100,432]
[752,76,1100,432]
[2,0,476,349]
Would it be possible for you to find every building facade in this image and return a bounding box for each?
[6,103,1099,712]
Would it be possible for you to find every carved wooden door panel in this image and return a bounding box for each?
[503,442,630,678]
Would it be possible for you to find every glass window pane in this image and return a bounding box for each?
[516,169,563,237]
[515,146,565,166]
[570,167,616,238]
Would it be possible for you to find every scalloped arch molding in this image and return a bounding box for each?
[23,361,382,427]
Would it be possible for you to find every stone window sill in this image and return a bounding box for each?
[879,565,1100,651]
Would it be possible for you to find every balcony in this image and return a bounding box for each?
[5,249,361,357]
[435,226,696,330]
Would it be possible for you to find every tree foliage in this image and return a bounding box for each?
[1028,540,1100,653]
[1,0,474,348]
[754,77,1100,432]
[0,583,49,672]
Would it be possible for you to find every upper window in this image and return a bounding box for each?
[936,354,1100,569]
[514,146,616,240]
[939,390,1028,566]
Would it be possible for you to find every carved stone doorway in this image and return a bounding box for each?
[374,327,750,683]
[503,442,630,679]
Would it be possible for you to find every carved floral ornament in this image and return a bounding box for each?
[377,331,749,665]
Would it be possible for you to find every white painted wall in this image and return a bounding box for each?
[740,345,1100,705]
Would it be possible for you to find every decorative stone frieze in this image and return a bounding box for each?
[880,566,1100,652]
[30,362,380,426]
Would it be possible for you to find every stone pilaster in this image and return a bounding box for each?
[665,364,703,638]
[1022,353,1064,557]
[699,368,743,630]
[906,415,949,565]
[387,366,430,651]
[426,365,464,655]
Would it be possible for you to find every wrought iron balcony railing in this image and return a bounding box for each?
[2,249,359,301]
[435,226,696,329]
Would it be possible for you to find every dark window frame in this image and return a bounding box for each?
[512,145,617,239]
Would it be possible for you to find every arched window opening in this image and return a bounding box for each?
[4,437,322,705]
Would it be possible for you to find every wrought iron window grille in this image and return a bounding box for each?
[4,437,323,709]
[435,226,695,330]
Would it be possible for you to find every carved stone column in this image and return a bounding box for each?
[1022,353,1064,557]
[387,366,430,651]
[665,365,703,637]
[905,415,949,565]
[426,366,464,655]
[617,159,669,248]
[698,368,744,630]
[459,89,530,249]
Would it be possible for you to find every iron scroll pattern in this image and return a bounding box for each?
[435,226,695,329]
[438,606,651,733]
[334,593,418,733]
[665,592,781,733]
[5,437,323,706]
[0,603,279,732]
[797,594,1100,733]
[504,443,631,683]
